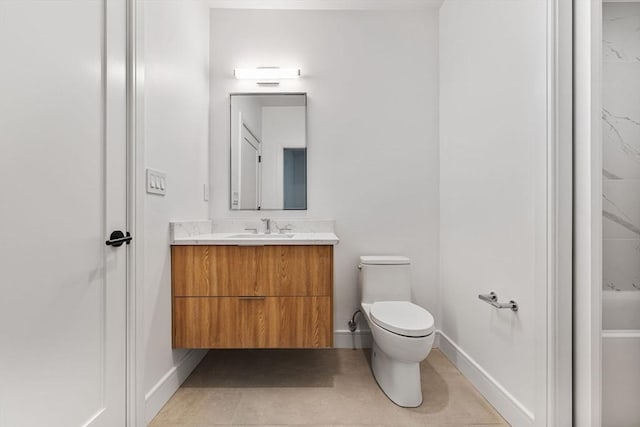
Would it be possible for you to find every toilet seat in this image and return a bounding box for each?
[370,301,434,337]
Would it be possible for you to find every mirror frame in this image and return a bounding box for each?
[228,92,308,211]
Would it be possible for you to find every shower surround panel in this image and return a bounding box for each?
[602,3,640,293]
[602,5,640,427]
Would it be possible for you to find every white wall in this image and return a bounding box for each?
[141,0,210,421]
[209,8,440,339]
[439,0,547,425]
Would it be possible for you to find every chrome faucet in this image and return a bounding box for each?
[261,218,272,234]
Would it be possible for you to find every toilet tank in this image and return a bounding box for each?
[358,256,412,304]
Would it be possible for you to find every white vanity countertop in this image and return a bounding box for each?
[171,232,339,246]
[170,219,339,246]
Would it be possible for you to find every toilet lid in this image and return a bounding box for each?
[370,301,434,337]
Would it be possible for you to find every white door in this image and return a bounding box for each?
[239,123,261,210]
[0,1,128,427]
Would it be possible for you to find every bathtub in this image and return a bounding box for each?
[603,291,640,427]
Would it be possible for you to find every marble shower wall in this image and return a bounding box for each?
[603,3,640,291]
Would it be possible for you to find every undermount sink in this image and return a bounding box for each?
[227,233,295,239]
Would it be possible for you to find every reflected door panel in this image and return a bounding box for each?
[240,123,261,210]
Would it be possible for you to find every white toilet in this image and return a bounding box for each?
[358,256,435,408]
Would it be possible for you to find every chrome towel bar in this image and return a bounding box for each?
[478,292,518,312]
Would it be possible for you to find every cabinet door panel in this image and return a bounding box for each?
[173,297,331,348]
[259,246,332,296]
[172,246,259,296]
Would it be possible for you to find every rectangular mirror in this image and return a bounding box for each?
[230,93,307,210]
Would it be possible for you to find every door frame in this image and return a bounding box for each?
[573,0,603,425]
[546,0,574,426]
[126,0,145,425]
[122,0,577,425]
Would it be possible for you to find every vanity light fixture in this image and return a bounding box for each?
[233,67,301,85]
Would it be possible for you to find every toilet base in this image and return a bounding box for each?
[371,341,423,407]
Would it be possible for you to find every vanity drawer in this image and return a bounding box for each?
[172,296,332,348]
[172,245,259,296]
[259,245,332,296]
[172,245,332,297]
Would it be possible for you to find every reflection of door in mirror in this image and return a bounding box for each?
[239,119,261,210]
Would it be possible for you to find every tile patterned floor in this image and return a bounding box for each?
[149,349,509,427]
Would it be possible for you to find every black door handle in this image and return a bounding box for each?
[105,230,133,247]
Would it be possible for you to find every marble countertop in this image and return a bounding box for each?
[171,232,339,246]
[170,219,339,246]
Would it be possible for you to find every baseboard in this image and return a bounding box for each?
[437,331,534,427]
[144,349,209,424]
[333,329,372,349]
[433,330,441,348]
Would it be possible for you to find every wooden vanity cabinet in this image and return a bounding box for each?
[171,245,333,349]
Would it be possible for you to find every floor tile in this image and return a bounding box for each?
[149,388,242,425]
[149,349,509,427]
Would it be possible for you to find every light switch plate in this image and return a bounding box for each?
[146,168,167,196]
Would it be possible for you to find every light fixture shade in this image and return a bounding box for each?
[234,67,301,80]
